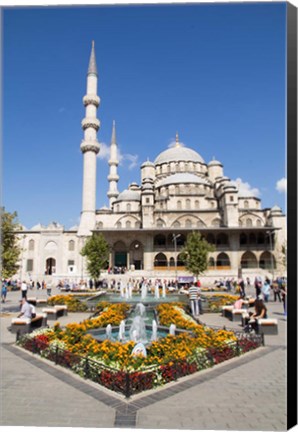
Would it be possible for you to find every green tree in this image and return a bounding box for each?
[180,231,215,279]
[80,233,110,283]
[1,208,22,279]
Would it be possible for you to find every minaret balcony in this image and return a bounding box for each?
[81,117,100,131]
[108,173,120,182]
[83,94,100,107]
[107,190,119,198]
[80,140,100,154]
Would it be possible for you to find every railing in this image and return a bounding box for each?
[18,332,263,399]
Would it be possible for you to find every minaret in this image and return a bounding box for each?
[78,41,100,236]
[107,120,119,207]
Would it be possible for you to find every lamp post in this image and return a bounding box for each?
[266,230,275,282]
[172,234,181,288]
[20,234,27,282]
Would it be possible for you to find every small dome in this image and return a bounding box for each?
[208,159,222,167]
[270,205,282,213]
[141,160,154,168]
[116,189,141,202]
[156,173,210,188]
[154,145,204,165]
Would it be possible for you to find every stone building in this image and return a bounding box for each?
[16,42,286,284]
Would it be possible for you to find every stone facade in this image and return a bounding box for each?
[15,43,286,285]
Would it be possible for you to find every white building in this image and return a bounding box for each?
[16,42,286,285]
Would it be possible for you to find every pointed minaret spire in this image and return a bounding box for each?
[88,40,98,76]
[78,42,100,236]
[107,120,119,208]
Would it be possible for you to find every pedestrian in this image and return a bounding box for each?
[280,283,287,317]
[1,281,7,303]
[17,298,32,319]
[188,284,200,317]
[47,284,52,297]
[261,280,271,303]
[239,279,246,298]
[21,280,28,299]
[254,277,262,297]
[272,280,281,302]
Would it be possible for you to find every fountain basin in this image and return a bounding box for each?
[86,293,188,306]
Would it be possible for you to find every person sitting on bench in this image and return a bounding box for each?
[245,297,267,333]
[17,298,32,320]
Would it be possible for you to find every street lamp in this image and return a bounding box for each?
[20,234,27,281]
[172,234,181,288]
[266,230,275,281]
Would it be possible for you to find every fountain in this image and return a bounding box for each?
[118,320,126,341]
[162,282,166,298]
[136,302,146,316]
[120,281,124,298]
[141,283,148,300]
[106,324,112,340]
[151,319,158,341]
[169,324,176,335]
[154,284,160,299]
[129,315,148,344]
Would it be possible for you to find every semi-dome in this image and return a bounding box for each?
[115,189,141,202]
[208,159,222,167]
[156,173,210,188]
[154,144,205,165]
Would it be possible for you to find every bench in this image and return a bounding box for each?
[232,309,248,322]
[221,306,234,319]
[257,318,278,335]
[36,299,47,306]
[42,305,68,320]
[10,313,48,335]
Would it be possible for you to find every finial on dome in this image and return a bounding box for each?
[88,40,98,76]
[175,132,181,147]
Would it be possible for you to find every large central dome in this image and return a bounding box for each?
[154,136,205,165]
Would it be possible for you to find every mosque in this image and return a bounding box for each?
[17,42,286,285]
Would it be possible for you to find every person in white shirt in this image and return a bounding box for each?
[21,281,28,299]
[17,298,32,319]
[188,284,200,317]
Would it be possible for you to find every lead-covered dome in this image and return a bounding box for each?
[155,145,204,165]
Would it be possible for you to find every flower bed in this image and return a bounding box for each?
[17,302,262,397]
[203,294,239,312]
[48,294,89,312]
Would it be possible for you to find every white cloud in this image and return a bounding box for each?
[232,178,261,197]
[97,142,138,171]
[276,177,287,194]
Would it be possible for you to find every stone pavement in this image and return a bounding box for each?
[0,286,287,430]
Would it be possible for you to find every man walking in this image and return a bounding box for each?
[188,283,200,317]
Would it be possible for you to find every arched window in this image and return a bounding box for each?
[208,257,215,268]
[248,233,257,245]
[216,233,228,245]
[156,218,165,228]
[68,240,75,251]
[177,253,185,266]
[211,218,221,227]
[169,257,175,267]
[241,251,258,269]
[246,218,253,227]
[116,221,122,229]
[177,200,182,210]
[126,203,131,212]
[173,221,181,228]
[207,233,215,244]
[244,200,249,209]
[29,239,35,251]
[186,199,191,209]
[240,233,247,245]
[195,200,200,209]
[185,219,192,228]
[126,220,131,228]
[154,234,166,246]
[216,253,230,267]
[259,251,276,270]
[154,253,167,267]
[135,221,141,228]
[256,219,262,227]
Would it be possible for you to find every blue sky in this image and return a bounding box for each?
[2,2,287,229]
